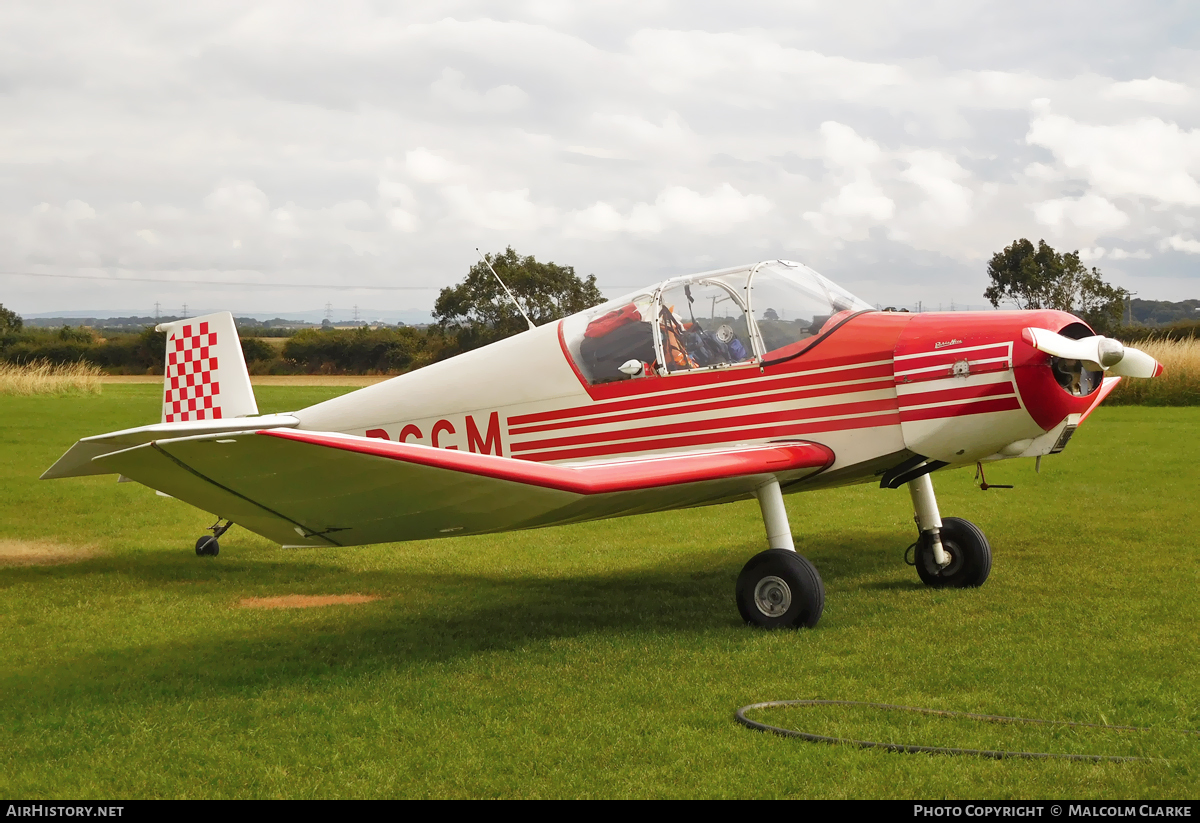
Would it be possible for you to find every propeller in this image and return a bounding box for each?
[1022,328,1163,378]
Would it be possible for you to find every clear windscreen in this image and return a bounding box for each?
[559,260,874,383]
[746,261,874,360]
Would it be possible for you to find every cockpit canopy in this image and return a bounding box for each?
[562,260,874,384]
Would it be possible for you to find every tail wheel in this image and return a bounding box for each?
[195,536,219,557]
[915,517,991,588]
[736,549,825,629]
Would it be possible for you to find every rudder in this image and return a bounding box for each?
[155,312,258,423]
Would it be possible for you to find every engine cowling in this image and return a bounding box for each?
[893,310,1104,464]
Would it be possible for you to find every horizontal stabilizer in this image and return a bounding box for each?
[40,414,300,479]
[91,430,834,547]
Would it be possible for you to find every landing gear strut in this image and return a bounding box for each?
[906,475,991,588]
[195,518,233,557]
[735,477,825,629]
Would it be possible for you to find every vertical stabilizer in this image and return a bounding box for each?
[155,312,258,423]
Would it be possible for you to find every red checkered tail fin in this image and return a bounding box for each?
[154,311,258,423]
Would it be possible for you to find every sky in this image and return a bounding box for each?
[2,1,1198,321]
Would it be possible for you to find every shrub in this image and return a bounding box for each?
[1116,320,1200,344]
[282,327,426,374]
[240,337,275,363]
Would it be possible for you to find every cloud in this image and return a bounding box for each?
[1078,246,1151,262]
[590,111,698,157]
[64,199,96,220]
[405,148,465,184]
[203,181,270,220]
[626,28,905,106]
[570,201,626,233]
[803,122,894,237]
[1108,77,1191,106]
[440,185,555,232]
[569,184,772,235]
[378,178,421,233]
[3,5,1200,315]
[804,179,895,236]
[1032,194,1130,233]
[429,68,529,113]
[901,150,973,228]
[1027,109,1200,206]
[819,121,884,170]
[1164,235,1200,254]
[1109,248,1151,260]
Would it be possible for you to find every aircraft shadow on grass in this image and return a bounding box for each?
[3,531,922,708]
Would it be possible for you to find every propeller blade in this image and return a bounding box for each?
[1022,328,1162,378]
[1022,329,1108,368]
[1107,346,1162,378]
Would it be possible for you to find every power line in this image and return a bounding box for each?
[0,270,441,290]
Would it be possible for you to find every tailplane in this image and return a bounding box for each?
[155,312,258,422]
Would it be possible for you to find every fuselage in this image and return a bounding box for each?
[293,303,1100,492]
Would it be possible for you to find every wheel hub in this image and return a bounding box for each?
[936,544,961,575]
[753,575,792,617]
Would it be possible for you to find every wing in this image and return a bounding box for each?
[92,429,834,547]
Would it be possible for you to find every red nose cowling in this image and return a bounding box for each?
[894,309,1101,434]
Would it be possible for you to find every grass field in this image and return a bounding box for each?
[1,385,1197,799]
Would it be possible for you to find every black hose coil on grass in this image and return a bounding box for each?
[735,700,1198,763]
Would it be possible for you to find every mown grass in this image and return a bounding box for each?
[0,359,103,396]
[1,386,1197,798]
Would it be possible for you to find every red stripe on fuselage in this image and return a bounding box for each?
[897,396,1022,423]
[894,343,1010,370]
[516,411,900,463]
[897,381,1015,408]
[509,360,895,428]
[510,397,898,454]
[509,375,896,436]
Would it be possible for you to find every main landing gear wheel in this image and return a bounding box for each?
[736,549,825,629]
[915,517,991,589]
[195,536,219,557]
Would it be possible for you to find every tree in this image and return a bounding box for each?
[433,247,604,352]
[984,238,1127,333]
[0,303,22,333]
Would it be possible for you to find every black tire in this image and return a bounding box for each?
[915,517,990,588]
[736,549,825,629]
[195,536,219,557]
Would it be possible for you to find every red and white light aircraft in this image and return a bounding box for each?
[43,261,1162,628]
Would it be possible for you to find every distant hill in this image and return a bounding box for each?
[20,316,433,334]
[23,315,165,330]
[21,307,436,326]
[1130,298,1200,326]
[23,315,324,331]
